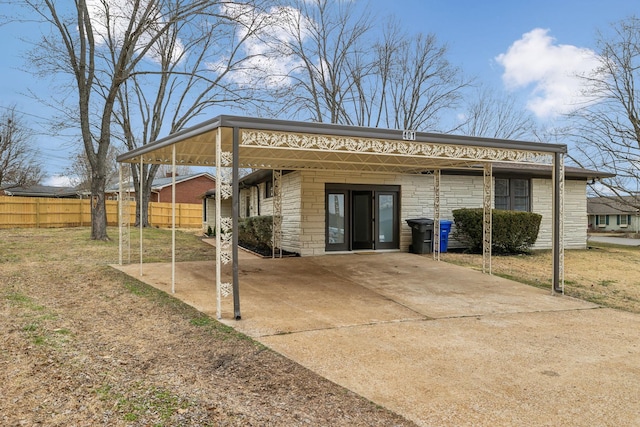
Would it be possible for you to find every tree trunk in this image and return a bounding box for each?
[90,173,109,240]
[136,187,152,227]
[131,163,156,228]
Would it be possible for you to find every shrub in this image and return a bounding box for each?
[452,208,542,254]
[238,216,274,252]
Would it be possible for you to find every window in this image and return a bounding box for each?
[597,215,608,227]
[495,178,530,211]
[619,215,629,227]
[264,180,273,199]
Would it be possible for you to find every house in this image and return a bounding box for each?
[204,163,612,254]
[106,172,215,204]
[117,115,614,314]
[587,196,640,233]
[1,185,80,198]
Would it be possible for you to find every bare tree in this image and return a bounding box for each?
[0,106,43,188]
[21,0,218,240]
[377,31,470,132]
[255,0,469,131]
[458,85,538,140]
[266,0,373,124]
[568,16,640,210]
[113,2,265,226]
[64,144,120,193]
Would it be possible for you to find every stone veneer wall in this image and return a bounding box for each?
[215,171,588,255]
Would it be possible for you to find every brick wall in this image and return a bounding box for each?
[156,175,215,204]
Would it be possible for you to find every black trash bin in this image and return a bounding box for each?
[405,218,434,254]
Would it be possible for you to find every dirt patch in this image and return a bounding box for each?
[0,228,413,426]
[441,243,640,313]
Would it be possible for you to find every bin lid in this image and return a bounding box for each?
[439,219,453,225]
[405,218,434,225]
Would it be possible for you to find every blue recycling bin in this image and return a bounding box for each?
[439,220,453,253]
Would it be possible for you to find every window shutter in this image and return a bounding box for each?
[606,215,610,225]
[629,215,632,225]
[617,215,620,225]
[595,215,599,225]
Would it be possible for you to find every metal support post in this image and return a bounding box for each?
[433,169,441,261]
[232,127,241,320]
[483,163,493,274]
[171,145,176,294]
[272,169,283,259]
[118,164,123,266]
[552,152,565,294]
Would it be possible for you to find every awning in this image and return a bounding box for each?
[117,115,568,320]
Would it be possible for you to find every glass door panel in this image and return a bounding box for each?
[326,192,348,251]
[352,191,373,250]
[375,192,398,249]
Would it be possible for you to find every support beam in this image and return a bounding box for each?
[232,127,241,320]
[171,145,176,294]
[482,163,493,274]
[215,127,223,319]
[139,157,143,277]
[433,169,441,261]
[118,164,123,266]
[552,152,565,294]
[272,169,283,259]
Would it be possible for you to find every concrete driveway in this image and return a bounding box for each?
[115,253,640,426]
[588,234,640,246]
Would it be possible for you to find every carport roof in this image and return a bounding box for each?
[116,115,567,173]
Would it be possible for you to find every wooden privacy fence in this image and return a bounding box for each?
[0,196,202,229]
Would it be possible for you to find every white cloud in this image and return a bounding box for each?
[495,28,601,119]
[211,4,314,89]
[43,175,79,187]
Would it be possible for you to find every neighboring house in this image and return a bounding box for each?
[204,163,613,254]
[106,172,215,204]
[1,185,80,198]
[587,196,640,233]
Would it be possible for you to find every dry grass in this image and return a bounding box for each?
[441,242,640,313]
[0,227,413,426]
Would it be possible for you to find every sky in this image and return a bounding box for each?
[0,0,638,186]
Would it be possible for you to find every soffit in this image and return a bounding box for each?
[117,116,564,173]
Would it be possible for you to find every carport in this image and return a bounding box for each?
[116,115,567,320]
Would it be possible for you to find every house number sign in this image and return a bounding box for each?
[402,130,416,141]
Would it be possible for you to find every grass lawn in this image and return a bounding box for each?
[441,241,640,313]
[0,227,411,426]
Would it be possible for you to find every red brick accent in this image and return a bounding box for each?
[155,175,215,204]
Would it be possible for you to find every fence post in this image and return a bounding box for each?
[35,198,40,228]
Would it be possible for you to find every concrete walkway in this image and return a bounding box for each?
[588,235,640,246]
[114,253,640,426]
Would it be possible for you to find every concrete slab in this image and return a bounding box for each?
[113,253,640,426]
[309,253,594,318]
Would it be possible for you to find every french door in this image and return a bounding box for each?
[326,184,399,251]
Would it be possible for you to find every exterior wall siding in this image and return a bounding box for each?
[531,179,587,250]
[202,171,589,255]
[203,174,304,253]
[203,198,232,231]
[293,171,588,256]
